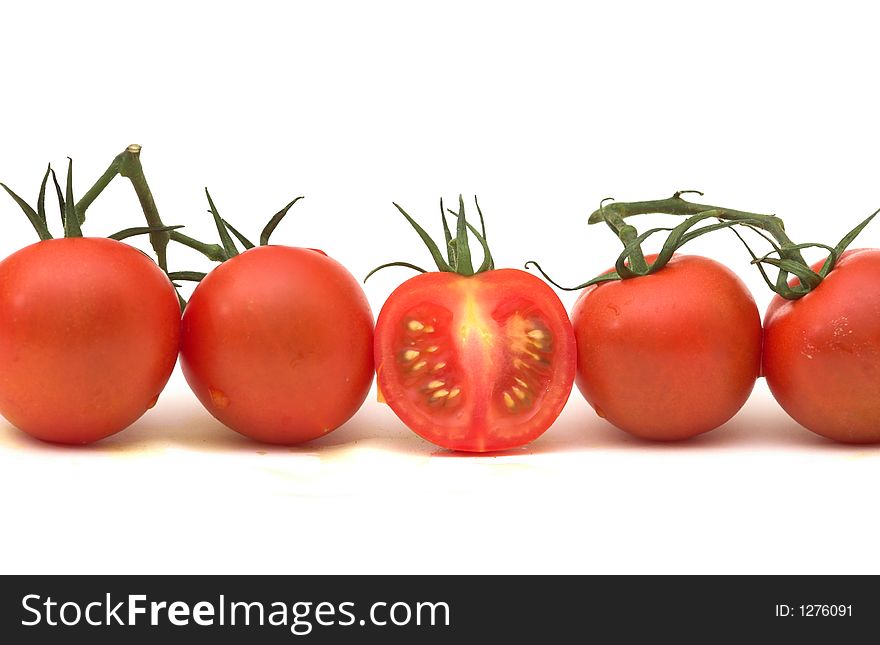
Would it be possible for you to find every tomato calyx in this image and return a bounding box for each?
[0,144,311,306]
[159,189,310,305]
[526,190,879,300]
[195,189,306,260]
[1,145,195,294]
[1,157,180,244]
[169,189,305,266]
[1,145,194,312]
[364,195,495,282]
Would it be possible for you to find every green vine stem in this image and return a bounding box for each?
[527,208,768,291]
[118,146,170,271]
[73,145,168,268]
[74,144,229,270]
[588,191,809,269]
[527,190,877,300]
[160,190,308,288]
[4,145,302,309]
[73,145,303,270]
[591,191,879,299]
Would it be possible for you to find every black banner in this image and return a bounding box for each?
[0,575,876,642]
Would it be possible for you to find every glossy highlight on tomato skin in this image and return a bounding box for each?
[0,238,181,444]
[571,254,762,441]
[374,269,576,452]
[180,245,374,445]
[763,249,880,443]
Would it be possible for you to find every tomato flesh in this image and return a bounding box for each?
[375,269,576,452]
[763,248,880,443]
[571,254,762,440]
[0,238,181,444]
[180,245,374,444]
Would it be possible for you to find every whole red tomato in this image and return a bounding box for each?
[763,248,880,443]
[571,254,762,440]
[375,269,576,452]
[180,245,374,444]
[0,238,181,444]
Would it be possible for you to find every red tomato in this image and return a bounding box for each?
[180,245,374,444]
[374,269,576,452]
[763,248,880,443]
[571,254,762,440]
[0,238,181,444]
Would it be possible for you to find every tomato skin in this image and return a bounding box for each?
[571,254,762,440]
[180,245,374,444]
[374,269,576,452]
[0,238,181,444]
[763,249,880,443]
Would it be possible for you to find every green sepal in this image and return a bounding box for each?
[49,167,66,228]
[527,208,770,292]
[391,202,453,272]
[452,195,474,276]
[613,226,675,279]
[366,196,497,281]
[260,196,304,246]
[204,188,238,258]
[36,165,50,229]
[645,210,725,275]
[524,261,621,291]
[758,241,838,279]
[583,191,880,300]
[0,180,52,241]
[364,261,429,283]
[445,205,494,273]
[62,159,82,238]
[109,225,184,241]
[446,198,494,272]
[440,198,454,266]
[831,207,879,263]
[757,257,822,292]
[473,196,494,271]
[727,225,780,294]
[223,219,255,250]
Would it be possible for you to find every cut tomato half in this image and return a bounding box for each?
[375,269,576,452]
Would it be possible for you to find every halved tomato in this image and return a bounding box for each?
[375,269,576,452]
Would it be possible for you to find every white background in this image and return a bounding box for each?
[1,1,879,574]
